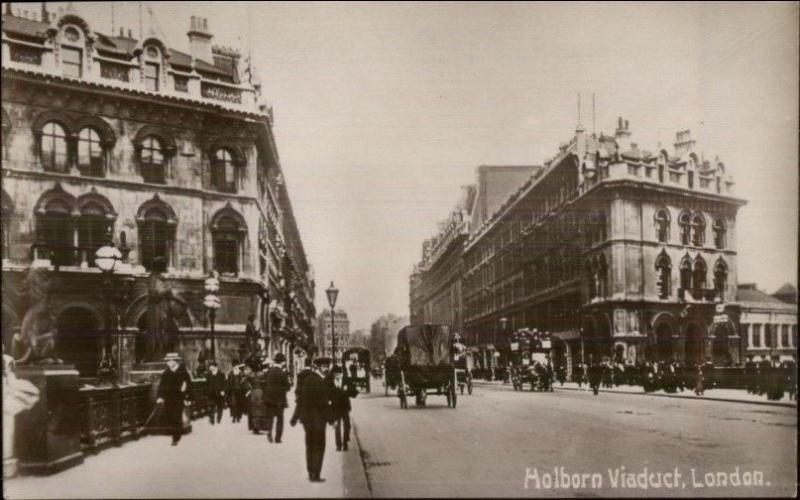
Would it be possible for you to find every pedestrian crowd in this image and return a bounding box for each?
[154,352,360,483]
[569,354,797,401]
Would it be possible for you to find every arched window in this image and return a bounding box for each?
[678,211,691,246]
[692,256,707,290]
[138,207,174,271]
[655,251,671,299]
[655,209,670,243]
[211,149,237,193]
[77,128,105,177]
[213,216,244,275]
[77,201,113,267]
[41,122,69,173]
[140,136,165,184]
[1,190,13,260]
[713,258,728,300]
[713,217,726,249]
[597,254,608,298]
[586,260,596,299]
[36,199,75,267]
[679,256,692,291]
[691,213,705,247]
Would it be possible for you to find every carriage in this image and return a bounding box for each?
[509,329,554,392]
[395,324,458,409]
[341,346,371,393]
[383,354,401,396]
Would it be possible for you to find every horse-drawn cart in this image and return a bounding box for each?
[395,324,458,409]
[341,347,371,393]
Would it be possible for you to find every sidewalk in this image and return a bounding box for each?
[473,379,798,408]
[4,403,370,499]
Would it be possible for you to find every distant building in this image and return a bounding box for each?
[316,309,349,360]
[349,328,368,348]
[369,313,407,363]
[411,117,746,376]
[738,283,797,362]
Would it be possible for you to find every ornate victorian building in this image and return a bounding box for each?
[316,309,350,360]
[412,117,746,376]
[1,5,315,376]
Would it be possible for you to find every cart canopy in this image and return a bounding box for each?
[396,324,453,367]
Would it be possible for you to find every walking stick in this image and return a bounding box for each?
[143,400,164,428]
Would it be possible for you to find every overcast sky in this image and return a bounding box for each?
[46,2,798,330]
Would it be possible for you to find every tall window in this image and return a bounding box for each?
[213,212,245,275]
[144,62,160,91]
[655,209,670,243]
[140,136,165,183]
[679,257,692,290]
[691,213,706,247]
[586,260,596,299]
[77,202,112,267]
[36,200,75,267]
[713,258,728,300]
[692,257,707,290]
[211,149,237,193]
[139,208,172,271]
[781,325,789,348]
[678,211,691,245]
[77,128,104,177]
[61,46,83,78]
[752,324,762,348]
[597,255,607,298]
[713,217,726,249]
[41,122,69,173]
[655,251,671,299]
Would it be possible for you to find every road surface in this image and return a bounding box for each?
[352,381,796,497]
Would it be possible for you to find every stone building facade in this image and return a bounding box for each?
[411,117,747,376]
[1,5,315,377]
[738,284,797,362]
[316,309,350,361]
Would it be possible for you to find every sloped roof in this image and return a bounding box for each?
[737,286,796,310]
[773,283,797,297]
[2,14,49,39]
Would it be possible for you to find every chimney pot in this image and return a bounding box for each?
[618,117,623,129]
[128,29,132,38]
[625,120,629,130]
[119,27,124,36]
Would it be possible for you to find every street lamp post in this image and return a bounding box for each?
[204,272,221,362]
[326,281,339,365]
[497,317,508,382]
[95,239,124,384]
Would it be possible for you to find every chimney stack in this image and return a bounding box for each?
[41,2,49,23]
[187,15,214,63]
[674,129,696,157]
[128,29,132,38]
[614,116,632,152]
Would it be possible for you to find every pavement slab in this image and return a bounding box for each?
[4,402,368,499]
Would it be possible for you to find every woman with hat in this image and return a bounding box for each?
[245,362,269,434]
[156,353,193,446]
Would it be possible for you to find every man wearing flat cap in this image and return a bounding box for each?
[156,353,193,446]
[294,356,335,482]
[263,352,291,443]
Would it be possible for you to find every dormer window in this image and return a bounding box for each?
[144,62,160,91]
[62,46,83,78]
[144,45,161,91]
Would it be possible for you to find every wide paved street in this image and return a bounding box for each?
[352,382,797,498]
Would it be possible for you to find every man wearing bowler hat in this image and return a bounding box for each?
[263,352,291,443]
[293,356,334,482]
[156,353,193,446]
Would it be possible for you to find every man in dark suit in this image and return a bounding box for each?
[156,353,193,446]
[328,365,358,451]
[264,353,291,443]
[205,361,227,424]
[293,357,334,482]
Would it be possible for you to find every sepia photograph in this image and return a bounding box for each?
[1,1,797,498]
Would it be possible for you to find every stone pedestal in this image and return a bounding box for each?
[15,364,84,475]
